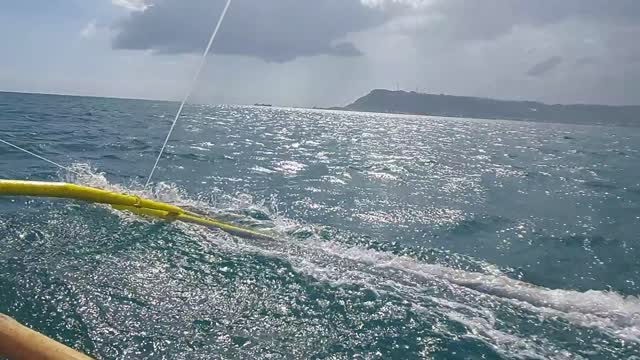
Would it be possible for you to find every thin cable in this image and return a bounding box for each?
[0,137,81,175]
[145,0,232,188]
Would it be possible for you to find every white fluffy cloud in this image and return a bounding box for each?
[112,0,149,12]
[80,20,97,38]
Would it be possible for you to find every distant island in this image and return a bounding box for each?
[333,89,640,127]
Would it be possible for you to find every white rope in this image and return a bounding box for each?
[0,137,82,175]
[145,0,233,188]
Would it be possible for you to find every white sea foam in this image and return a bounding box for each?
[273,160,306,175]
[367,171,398,181]
[59,167,640,348]
[250,165,276,174]
[308,242,640,341]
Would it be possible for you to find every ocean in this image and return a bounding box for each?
[0,91,639,359]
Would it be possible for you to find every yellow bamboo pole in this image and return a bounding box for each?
[0,179,274,241]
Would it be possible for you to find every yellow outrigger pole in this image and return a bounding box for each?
[0,179,275,359]
[0,179,275,240]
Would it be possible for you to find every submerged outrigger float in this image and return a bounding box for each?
[0,179,275,359]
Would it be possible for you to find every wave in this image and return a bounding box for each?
[60,164,640,350]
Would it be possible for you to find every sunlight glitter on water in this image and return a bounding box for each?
[1,94,640,358]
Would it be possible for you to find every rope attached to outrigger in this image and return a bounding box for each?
[0,138,83,175]
[145,0,233,188]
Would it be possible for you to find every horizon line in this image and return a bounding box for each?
[2,88,638,108]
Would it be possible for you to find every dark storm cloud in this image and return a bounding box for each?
[575,56,598,67]
[112,0,640,63]
[108,0,640,105]
[383,0,640,103]
[113,0,640,62]
[527,56,563,77]
[112,0,391,62]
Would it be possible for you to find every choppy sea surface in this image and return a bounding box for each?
[0,91,639,359]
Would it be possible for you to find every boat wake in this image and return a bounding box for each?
[64,164,640,357]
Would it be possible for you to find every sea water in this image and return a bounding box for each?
[0,92,639,359]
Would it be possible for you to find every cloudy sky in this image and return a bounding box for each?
[1,0,639,106]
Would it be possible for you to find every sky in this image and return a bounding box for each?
[1,0,640,107]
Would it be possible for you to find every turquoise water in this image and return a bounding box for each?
[1,91,639,359]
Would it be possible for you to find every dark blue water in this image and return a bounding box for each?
[1,91,639,359]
